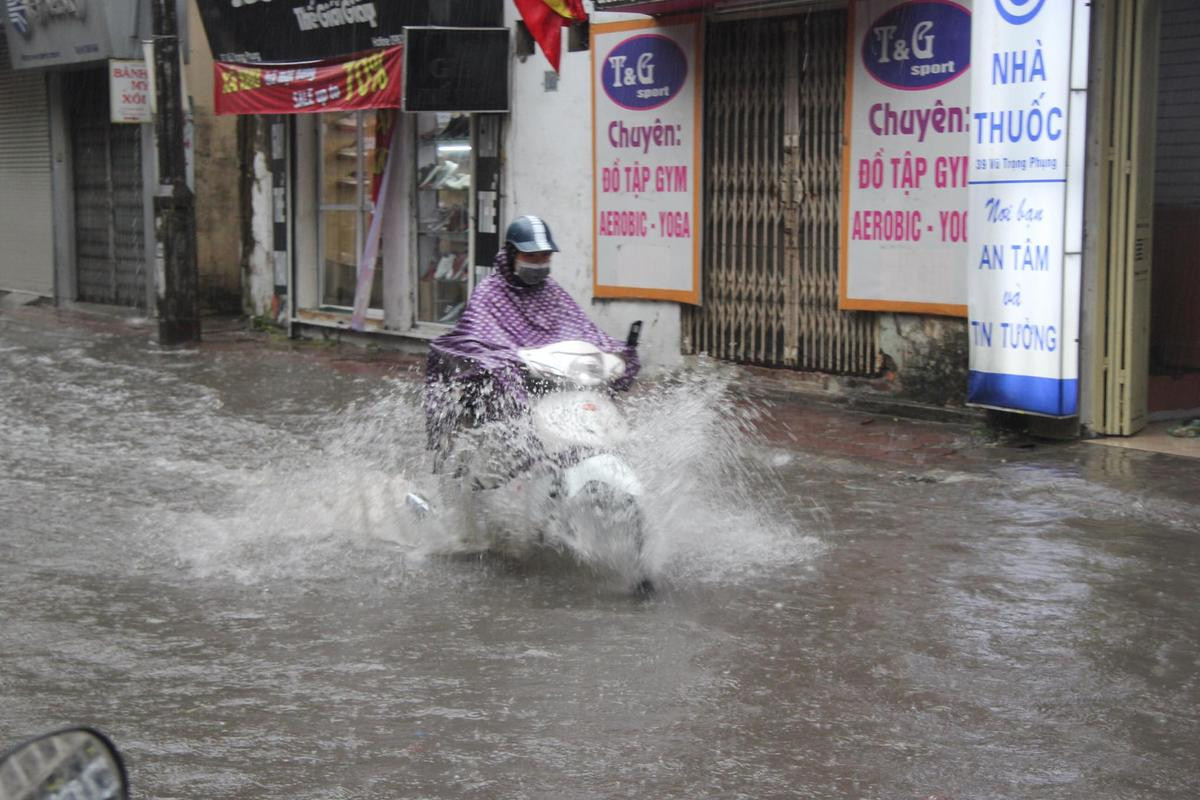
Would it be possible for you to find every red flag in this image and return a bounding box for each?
[546,0,588,17]
[513,0,587,72]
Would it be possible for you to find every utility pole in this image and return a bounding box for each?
[151,0,200,344]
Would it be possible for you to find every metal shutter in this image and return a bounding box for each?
[69,68,147,308]
[1155,0,1200,207]
[0,34,55,296]
[684,10,877,375]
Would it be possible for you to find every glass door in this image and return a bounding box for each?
[318,110,382,309]
[415,112,472,325]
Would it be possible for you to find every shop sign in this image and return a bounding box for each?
[195,0,502,62]
[841,0,972,316]
[592,17,702,304]
[965,0,1089,416]
[3,0,112,69]
[214,45,403,115]
[109,59,151,124]
[403,27,509,112]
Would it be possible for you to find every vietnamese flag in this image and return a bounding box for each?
[513,0,587,72]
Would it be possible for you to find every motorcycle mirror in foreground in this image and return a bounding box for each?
[0,728,128,800]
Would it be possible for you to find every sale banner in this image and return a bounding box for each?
[214,46,403,116]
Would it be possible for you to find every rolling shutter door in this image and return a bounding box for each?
[0,34,55,296]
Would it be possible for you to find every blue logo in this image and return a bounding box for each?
[6,0,31,39]
[994,0,1046,25]
[862,1,971,91]
[602,35,688,111]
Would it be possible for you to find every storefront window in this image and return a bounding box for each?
[415,112,472,325]
[318,110,382,309]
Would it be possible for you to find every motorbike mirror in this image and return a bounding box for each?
[0,728,129,800]
[626,320,643,348]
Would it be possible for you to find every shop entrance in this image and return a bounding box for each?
[1146,0,1200,421]
[317,110,386,310]
[67,69,147,309]
[684,9,877,374]
[1095,0,1200,435]
[308,110,476,328]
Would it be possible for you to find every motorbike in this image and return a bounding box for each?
[0,727,128,800]
[412,322,655,595]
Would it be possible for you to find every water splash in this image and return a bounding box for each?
[165,363,822,589]
[622,360,824,584]
[165,379,451,585]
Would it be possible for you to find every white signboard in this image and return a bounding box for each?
[3,0,112,69]
[109,60,152,124]
[966,0,1089,416]
[842,0,972,316]
[592,18,702,304]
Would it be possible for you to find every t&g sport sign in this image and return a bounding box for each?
[601,34,688,111]
[592,17,703,305]
[841,0,973,316]
[862,0,971,90]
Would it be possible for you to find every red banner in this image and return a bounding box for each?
[214,46,403,116]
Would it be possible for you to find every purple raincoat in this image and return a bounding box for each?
[425,249,640,450]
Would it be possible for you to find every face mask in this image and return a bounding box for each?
[514,256,551,285]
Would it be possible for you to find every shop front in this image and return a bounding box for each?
[1,2,170,308]
[1082,0,1200,434]
[594,0,879,375]
[594,0,1197,433]
[196,1,508,339]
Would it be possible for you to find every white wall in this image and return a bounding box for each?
[502,5,684,375]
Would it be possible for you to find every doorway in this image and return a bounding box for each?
[1147,0,1200,420]
[683,9,877,374]
[1094,0,1200,437]
[67,69,147,309]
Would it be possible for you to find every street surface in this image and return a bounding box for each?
[1,305,1197,800]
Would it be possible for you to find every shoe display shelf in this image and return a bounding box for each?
[416,113,472,325]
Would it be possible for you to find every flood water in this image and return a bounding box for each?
[2,308,1198,800]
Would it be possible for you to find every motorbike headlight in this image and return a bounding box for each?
[567,355,604,385]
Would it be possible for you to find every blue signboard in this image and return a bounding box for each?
[965,0,1089,416]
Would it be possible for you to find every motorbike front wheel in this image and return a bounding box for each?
[565,481,655,595]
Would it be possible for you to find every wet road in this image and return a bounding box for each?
[2,308,1198,800]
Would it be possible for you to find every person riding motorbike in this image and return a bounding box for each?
[424,215,640,469]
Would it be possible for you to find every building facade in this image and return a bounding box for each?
[0,1,237,315]
[0,4,159,307]
[580,0,1200,434]
[214,0,1195,435]
[194,1,513,339]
